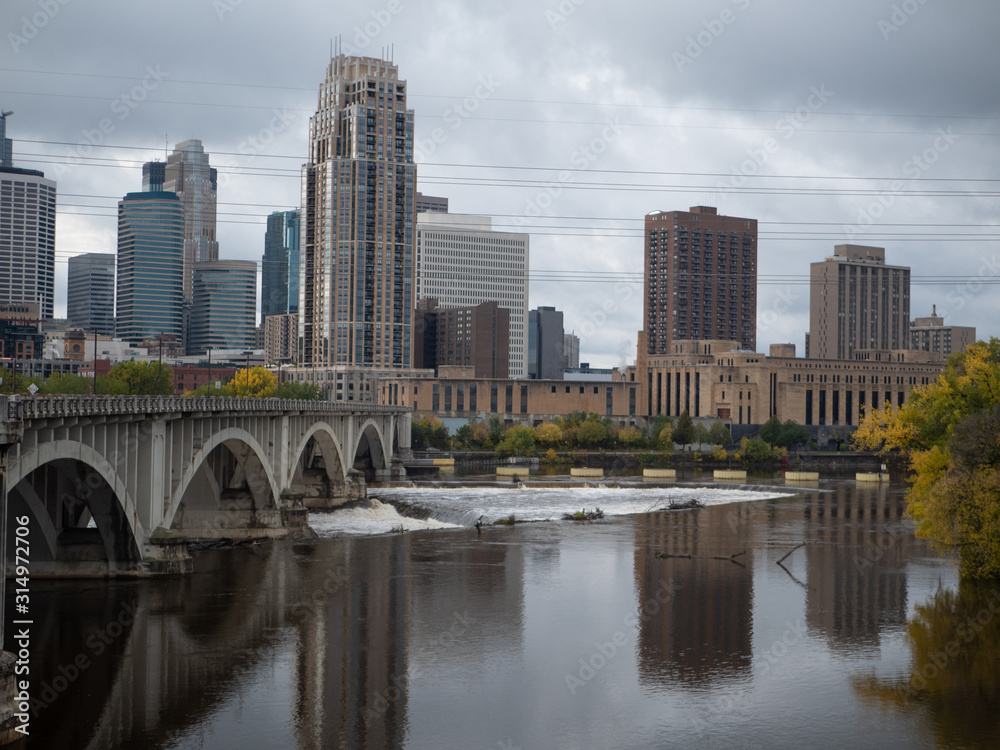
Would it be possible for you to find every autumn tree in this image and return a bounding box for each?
[850,339,1000,578]
[496,425,536,459]
[535,422,564,448]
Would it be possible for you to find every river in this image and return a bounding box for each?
[11,477,1000,749]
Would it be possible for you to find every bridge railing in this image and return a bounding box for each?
[3,395,410,421]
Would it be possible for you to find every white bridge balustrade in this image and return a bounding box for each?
[0,395,412,576]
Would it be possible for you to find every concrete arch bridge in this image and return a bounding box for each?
[0,395,411,575]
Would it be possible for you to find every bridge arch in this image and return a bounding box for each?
[287,422,349,488]
[353,418,390,476]
[6,440,144,568]
[165,427,281,532]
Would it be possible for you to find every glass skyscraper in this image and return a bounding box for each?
[188,260,257,355]
[300,54,416,367]
[261,209,300,319]
[67,252,115,335]
[115,191,184,343]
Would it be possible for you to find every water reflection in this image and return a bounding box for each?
[853,580,1000,749]
[803,484,911,651]
[634,503,754,688]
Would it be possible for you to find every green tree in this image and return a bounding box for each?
[693,422,710,445]
[708,420,731,446]
[275,380,321,400]
[850,339,1000,578]
[739,436,773,465]
[658,424,674,451]
[650,415,673,448]
[673,412,695,446]
[38,372,93,395]
[760,415,782,445]
[412,417,449,451]
[777,420,811,448]
[105,361,174,395]
[576,419,607,448]
[496,425,536,459]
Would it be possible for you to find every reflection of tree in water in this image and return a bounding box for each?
[853,581,1000,749]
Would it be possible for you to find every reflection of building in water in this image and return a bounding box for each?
[28,546,296,750]
[803,484,911,650]
[634,504,754,687]
[406,534,525,675]
[292,538,409,750]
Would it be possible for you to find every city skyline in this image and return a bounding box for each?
[3,0,997,368]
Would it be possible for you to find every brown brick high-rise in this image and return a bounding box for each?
[644,206,757,354]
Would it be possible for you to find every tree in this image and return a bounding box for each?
[658,424,674,451]
[777,420,811,448]
[105,361,173,396]
[708,420,731,446]
[412,417,449,451]
[693,422,710,445]
[38,372,92,395]
[230,367,278,398]
[650,415,673,448]
[673,412,695,446]
[576,419,607,448]
[496,425,536,459]
[739,436,773,465]
[275,380,321,400]
[760,415,782,445]
[535,422,564,447]
[618,426,644,448]
[850,339,1000,578]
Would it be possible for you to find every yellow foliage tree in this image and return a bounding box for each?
[535,422,564,447]
[850,340,1000,578]
[230,367,278,398]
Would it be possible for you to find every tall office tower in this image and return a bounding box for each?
[142,160,165,192]
[415,192,448,213]
[300,54,416,368]
[909,306,975,359]
[1,110,13,168]
[115,192,184,344]
[0,114,56,319]
[188,260,258,355]
[415,213,530,378]
[644,206,757,354]
[261,209,301,318]
[807,244,910,360]
[563,332,580,370]
[67,253,115,335]
[528,306,565,379]
[161,140,219,302]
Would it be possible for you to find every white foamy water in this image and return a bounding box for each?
[310,485,796,536]
[309,498,463,537]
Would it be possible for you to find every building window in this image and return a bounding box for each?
[606,387,614,416]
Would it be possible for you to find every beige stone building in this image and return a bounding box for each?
[807,245,910,360]
[264,313,298,363]
[636,335,942,427]
[909,306,975,359]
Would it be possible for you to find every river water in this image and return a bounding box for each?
[11,477,1000,749]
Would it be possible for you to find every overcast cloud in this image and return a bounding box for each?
[3,0,998,368]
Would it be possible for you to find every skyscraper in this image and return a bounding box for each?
[115,192,184,344]
[188,260,258,355]
[300,54,416,368]
[415,213,530,378]
[528,306,564,379]
[161,140,219,302]
[261,209,301,318]
[563,332,580,370]
[806,245,910,360]
[0,113,56,319]
[67,253,115,335]
[909,306,975,359]
[0,110,13,168]
[142,161,165,192]
[644,206,757,354]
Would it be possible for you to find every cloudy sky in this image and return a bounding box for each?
[4,0,998,368]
